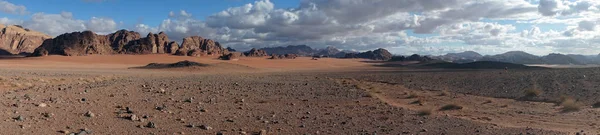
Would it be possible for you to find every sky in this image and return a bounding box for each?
[1,0,600,55]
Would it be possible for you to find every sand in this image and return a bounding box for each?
[0,54,593,134]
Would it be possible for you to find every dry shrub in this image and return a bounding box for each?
[560,98,580,112]
[439,104,463,111]
[592,102,600,108]
[417,108,433,116]
[523,85,542,98]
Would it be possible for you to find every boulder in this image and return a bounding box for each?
[220,52,243,60]
[244,48,268,57]
[0,25,52,55]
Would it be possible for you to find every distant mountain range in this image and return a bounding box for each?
[256,45,352,57]
[433,51,600,65]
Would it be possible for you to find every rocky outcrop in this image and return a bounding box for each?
[270,54,298,59]
[124,32,171,54]
[178,36,226,56]
[244,48,268,57]
[0,24,51,55]
[107,30,141,53]
[30,29,230,57]
[166,41,179,54]
[344,48,392,61]
[34,31,113,56]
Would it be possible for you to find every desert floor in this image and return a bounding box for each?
[0,54,597,135]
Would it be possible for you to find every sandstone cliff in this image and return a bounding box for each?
[0,24,51,55]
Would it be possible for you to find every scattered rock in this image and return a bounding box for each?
[14,115,24,121]
[129,115,139,121]
[199,125,212,130]
[38,103,48,107]
[84,111,95,117]
[146,122,156,128]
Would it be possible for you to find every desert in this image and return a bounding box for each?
[0,54,596,135]
[2,0,600,134]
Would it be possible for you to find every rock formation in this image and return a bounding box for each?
[177,36,227,56]
[34,31,113,56]
[31,29,227,57]
[124,32,170,54]
[244,48,268,57]
[166,41,179,54]
[107,30,141,53]
[0,24,51,55]
[344,48,392,61]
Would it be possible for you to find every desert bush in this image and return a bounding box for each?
[417,108,432,116]
[593,102,600,108]
[523,85,542,98]
[560,98,580,112]
[439,104,463,111]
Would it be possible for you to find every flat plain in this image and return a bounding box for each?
[0,55,597,134]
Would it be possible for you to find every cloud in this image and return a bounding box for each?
[0,0,27,15]
[86,17,117,34]
[577,20,597,31]
[4,0,600,55]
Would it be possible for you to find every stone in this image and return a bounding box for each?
[146,122,156,128]
[84,111,95,117]
[129,115,139,121]
[199,125,212,130]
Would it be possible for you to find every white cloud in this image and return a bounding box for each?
[86,17,117,34]
[0,0,27,15]
[4,0,600,55]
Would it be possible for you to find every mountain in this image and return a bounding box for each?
[541,53,582,65]
[316,46,347,57]
[259,45,316,56]
[480,51,545,64]
[436,51,482,63]
[344,48,392,61]
[566,54,599,64]
[32,30,224,57]
[0,24,51,55]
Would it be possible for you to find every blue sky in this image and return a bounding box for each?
[1,0,599,55]
[2,0,299,26]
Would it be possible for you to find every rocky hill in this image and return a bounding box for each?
[434,51,482,63]
[480,51,545,64]
[0,24,51,55]
[32,30,224,57]
[260,45,315,56]
[344,48,393,61]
